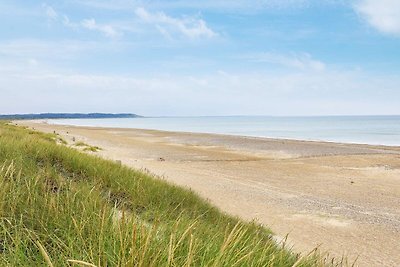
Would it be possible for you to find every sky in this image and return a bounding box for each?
[0,0,400,116]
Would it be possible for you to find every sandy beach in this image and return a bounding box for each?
[18,120,400,266]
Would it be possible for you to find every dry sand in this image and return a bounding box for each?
[18,120,400,266]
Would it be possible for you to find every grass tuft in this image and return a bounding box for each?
[75,141,88,147]
[83,146,102,152]
[75,141,102,152]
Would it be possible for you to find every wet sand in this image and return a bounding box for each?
[18,120,400,266]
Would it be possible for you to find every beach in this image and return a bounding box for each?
[19,120,400,266]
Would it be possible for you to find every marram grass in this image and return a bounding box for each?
[0,121,339,266]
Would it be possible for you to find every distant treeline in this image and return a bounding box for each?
[0,113,141,120]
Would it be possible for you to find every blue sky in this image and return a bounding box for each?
[1,0,400,116]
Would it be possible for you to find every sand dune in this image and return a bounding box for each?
[19,120,400,266]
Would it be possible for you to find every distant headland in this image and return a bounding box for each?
[0,113,141,120]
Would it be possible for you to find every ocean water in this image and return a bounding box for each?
[47,116,400,146]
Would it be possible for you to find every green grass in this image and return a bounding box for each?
[74,141,89,147]
[75,141,102,152]
[0,121,330,266]
[83,146,102,152]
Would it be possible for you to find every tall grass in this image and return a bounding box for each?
[0,121,327,266]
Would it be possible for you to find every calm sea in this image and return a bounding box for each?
[47,116,400,146]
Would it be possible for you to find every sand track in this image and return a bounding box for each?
[18,121,400,266]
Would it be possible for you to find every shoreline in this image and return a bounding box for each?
[16,120,400,266]
[35,115,400,147]
[34,119,400,149]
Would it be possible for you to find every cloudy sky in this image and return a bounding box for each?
[1,0,399,116]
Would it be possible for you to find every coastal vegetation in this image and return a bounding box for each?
[0,121,327,266]
[74,141,102,152]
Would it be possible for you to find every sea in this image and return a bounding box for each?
[47,116,400,146]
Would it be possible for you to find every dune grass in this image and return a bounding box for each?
[74,141,102,152]
[74,141,88,147]
[83,145,102,152]
[0,121,329,266]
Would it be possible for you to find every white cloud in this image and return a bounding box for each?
[74,0,339,12]
[1,59,399,116]
[27,58,38,66]
[81,18,120,38]
[354,0,400,36]
[72,0,136,10]
[135,7,217,39]
[148,0,313,10]
[41,4,121,38]
[247,52,326,71]
[62,15,78,28]
[43,4,58,20]
[0,39,119,65]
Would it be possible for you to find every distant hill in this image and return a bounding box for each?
[0,113,141,120]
